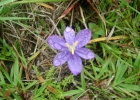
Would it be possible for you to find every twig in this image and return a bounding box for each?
[106,19,118,42]
[48,16,61,36]
[70,8,74,27]
[58,1,77,20]
[79,5,87,29]
[88,35,128,44]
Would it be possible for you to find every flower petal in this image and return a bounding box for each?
[47,35,67,51]
[75,29,91,48]
[68,54,82,76]
[53,50,71,66]
[75,48,95,59]
[64,26,75,45]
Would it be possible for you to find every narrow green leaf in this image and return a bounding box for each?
[119,84,140,91]
[81,68,86,90]
[23,80,38,91]
[97,56,112,79]
[0,66,13,84]
[13,57,20,86]
[0,71,5,84]
[61,90,82,97]
[90,60,97,79]
[0,0,13,6]
[83,68,96,80]
[35,83,48,98]
[134,51,140,68]
[60,19,65,33]
[88,22,105,38]
[113,60,128,86]
[13,0,67,4]
[0,17,31,21]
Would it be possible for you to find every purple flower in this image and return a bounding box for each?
[47,26,95,76]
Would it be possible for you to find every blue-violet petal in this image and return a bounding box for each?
[53,50,71,66]
[47,35,67,51]
[75,48,95,59]
[64,26,75,45]
[75,29,91,48]
[68,54,82,76]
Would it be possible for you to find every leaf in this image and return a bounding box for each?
[0,68,5,84]
[47,85,60,94]
[83,68,96,80]
[88,22,105,38]
[0,0,13,6]
[0,66,13,84]
[113,60,128,86]
[61,90,82,97]
[134,51,140,68]
[119,84,140,91]
[13,57,20,86]
[81,69,86,90]
[96,56,112,79]
[0,17,31,21]
[34,83,48,98]
[13,0,67,4]
[23,80,38,91]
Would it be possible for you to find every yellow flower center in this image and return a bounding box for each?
[66,41,78,55]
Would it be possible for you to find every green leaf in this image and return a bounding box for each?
[0,0,13,6]
[13,0,67,4]
[23,80,38,91]
[60,19,65,33]
[81,69,86,90]
[61,90,82,97]
[35,83,48,98]
[113,60,128,86]
[0,17,31,21]
[119,84,140,91]
[96,56,112,79]
[0,66,13,84]
[83,68,96,80]
[0,71,5,84]
[134,51,140,68]
[88,22,105,38]
[13,57,20,86]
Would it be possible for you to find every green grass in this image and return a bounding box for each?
[0,0,140,99]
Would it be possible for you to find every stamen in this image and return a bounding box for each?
[66,43,71,49]
[65,41,78,55]
[73,41,78,47]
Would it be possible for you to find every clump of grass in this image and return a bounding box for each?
[0,39,75,99]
